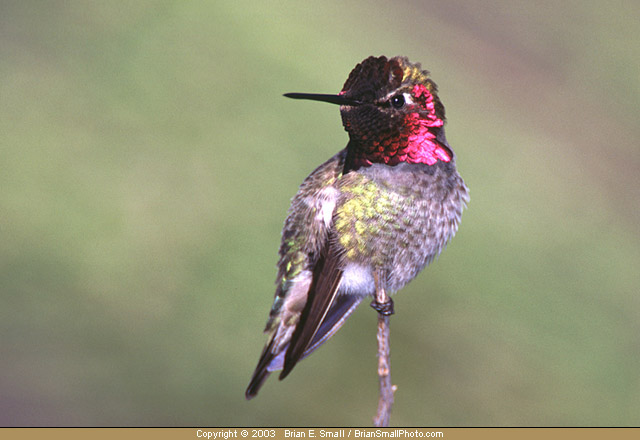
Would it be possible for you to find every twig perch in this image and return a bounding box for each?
[371,272,396,427]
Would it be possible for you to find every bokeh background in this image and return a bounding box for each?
[1,0,639,426]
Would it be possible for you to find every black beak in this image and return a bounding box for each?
[283,93,362,106]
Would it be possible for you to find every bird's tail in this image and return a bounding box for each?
[245,294,363,399]
[245,336,278,399]
[245,366,271,400]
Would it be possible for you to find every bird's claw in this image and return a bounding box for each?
[370,298,394,316]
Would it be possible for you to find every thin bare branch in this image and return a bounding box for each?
[371,272,396,427]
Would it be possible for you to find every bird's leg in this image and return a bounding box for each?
[371,297,394,315]
[370,272,394,315]
[372,270,395,427]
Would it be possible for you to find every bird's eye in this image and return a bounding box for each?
[390,94,405,109]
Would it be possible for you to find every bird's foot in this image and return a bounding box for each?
[370,297,394,316]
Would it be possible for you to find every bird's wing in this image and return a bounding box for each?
[280,245,346,379]
[246,150,351,399]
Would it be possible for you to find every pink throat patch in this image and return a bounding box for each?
[356,83,450,167]
[402,111,450,166]
[386,84,448,166]
[354,121,451,167]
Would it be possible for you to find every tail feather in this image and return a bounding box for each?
[245,368,271,400]
[245,337,277,400]
[304,294,362,358]
[245,293,362,399]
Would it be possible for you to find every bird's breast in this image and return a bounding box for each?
[333,161,467,292]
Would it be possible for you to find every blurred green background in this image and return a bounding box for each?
[1,0,638,427]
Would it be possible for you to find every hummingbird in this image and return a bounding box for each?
[246,56,468,399]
